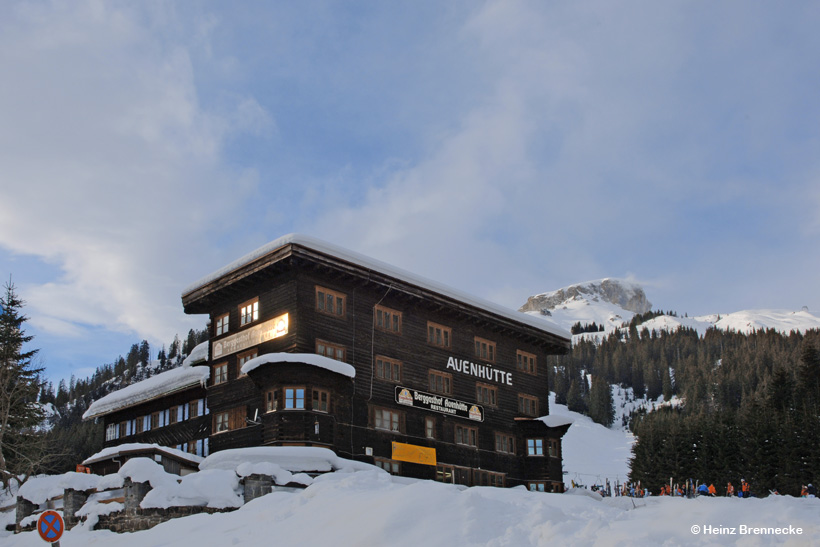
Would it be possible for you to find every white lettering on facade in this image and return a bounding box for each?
[446,357,513,386]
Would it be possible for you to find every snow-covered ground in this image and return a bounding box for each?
[3,466,817,546]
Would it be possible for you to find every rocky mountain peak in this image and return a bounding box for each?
[519,278,652,315]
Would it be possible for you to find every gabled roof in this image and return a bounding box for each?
[182,233,571,344]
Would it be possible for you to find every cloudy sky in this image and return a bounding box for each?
[2,1,819,383]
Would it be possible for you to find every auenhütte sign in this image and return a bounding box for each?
[445,356,513,386]
[395,386,484,422]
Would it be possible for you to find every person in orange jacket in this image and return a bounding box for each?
[741,479,750,498]
[708,484,716,496]
[726,482,735,497]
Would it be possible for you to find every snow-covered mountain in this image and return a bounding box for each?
[519,278,820,338]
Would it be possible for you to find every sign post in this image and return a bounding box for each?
[37,510,64,545]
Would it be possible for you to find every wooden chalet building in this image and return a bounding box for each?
[180,234,573,492]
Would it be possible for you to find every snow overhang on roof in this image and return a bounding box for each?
[83,365,210,420]
[538,415,575,428]
[241,352,356,378]
[182,233,572,343]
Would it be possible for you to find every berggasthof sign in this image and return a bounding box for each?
[395,386,484,422]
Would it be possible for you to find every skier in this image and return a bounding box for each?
[708,484,716,496]
[726,482,735,497]
[808,484,817,498]
[697,483,709,496]
[740,479,750,498]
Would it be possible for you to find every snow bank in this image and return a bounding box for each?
[17,472,102,504]
[141,468,242,509]
[240,352,356,378]
[199,446,379,475]
[183,233,571,340]
[83,365,210,419]
[82,443,204,466]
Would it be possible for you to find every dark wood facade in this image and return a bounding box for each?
[183,235,572,491]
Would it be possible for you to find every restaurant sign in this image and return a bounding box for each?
[395,386,484,422]
[213,313,289,359]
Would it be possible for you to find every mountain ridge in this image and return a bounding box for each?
[520,278,820,337]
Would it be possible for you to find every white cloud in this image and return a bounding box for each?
[310,1,820,312]
[0,1,264,344]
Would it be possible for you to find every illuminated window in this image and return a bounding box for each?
[215,314,229,336]
[375,305,402,333]
[474,337,496,362]
[316,286,346,317]
[495,433,515,454]
[376,356,401,382]
[312,389,330,412]
[517,350,537,375]
[427,322,451,348]
[239,299,259,326]
[212,362,228,385]
[284,387,305,409]
[428,370,452,395]
[316,340,346,362]
[527,438,544,456]
[455,424,478,447]
[518,394,539,417]
[374,407,402,432]
[476,383,498,406]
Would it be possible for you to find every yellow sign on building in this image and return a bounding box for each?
[391,442,437,466]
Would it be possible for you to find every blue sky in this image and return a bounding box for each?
[1,1,819,384]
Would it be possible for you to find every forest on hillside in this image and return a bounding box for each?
[549,317,820,497]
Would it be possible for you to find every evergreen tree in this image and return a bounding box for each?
[168,334,180,360]
[566,379,585,413]
[662,365,674,401]
[0,281,47,490]
[138,340,150,366]
[588,375,615,427]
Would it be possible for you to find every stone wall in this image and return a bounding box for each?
[14,472,284,534]
[94,505,234,533]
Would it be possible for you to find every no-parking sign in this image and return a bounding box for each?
[37,510,64,543]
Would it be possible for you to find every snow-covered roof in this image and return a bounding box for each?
[183,233,571,341]
[199,446,378,474]
[182,340,209,366]
[83,365,210,420]
[240,352,356,379]
[82,442,205,466]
